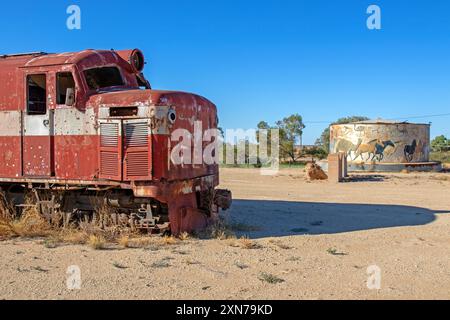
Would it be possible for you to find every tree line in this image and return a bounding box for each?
[219,114,449,166]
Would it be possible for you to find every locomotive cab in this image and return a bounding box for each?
[0,49,231,235]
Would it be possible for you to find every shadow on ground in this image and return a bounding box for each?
[227,200,448,239]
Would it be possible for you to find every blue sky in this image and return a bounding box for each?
[1,0,449,144]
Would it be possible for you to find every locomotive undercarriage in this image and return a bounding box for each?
[0,183,231,235]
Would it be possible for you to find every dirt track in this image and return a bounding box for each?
[1,168,449,300]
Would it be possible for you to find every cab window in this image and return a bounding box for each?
[56,72,75,105]
[27,74,47,115]
[84,67,124,90]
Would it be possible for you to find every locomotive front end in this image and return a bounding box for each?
[92,50,232,235]
[0,48,231,236]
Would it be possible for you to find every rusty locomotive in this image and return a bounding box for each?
[0,49,231,235]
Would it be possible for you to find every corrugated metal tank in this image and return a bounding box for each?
[330,120,431,164]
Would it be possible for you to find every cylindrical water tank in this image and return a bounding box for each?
[330,120,431,165]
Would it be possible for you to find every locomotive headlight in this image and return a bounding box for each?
[168,109,177,124]
[130,49,145,72]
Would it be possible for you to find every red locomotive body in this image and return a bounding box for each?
[0,49,231,235]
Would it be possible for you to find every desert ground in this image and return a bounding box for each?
[1,168,449,300]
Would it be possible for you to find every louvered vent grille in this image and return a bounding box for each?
[124,122,150,178]
[100,152,119,177]
[126,152,149,177]
[100,123,119,147]
[125,122,149,147]
[99,122,121,179]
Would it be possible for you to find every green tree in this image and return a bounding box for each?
[431,135,449,152]
[275,114,306,163]
[317,116,370,153]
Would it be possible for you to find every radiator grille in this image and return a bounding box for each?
[100,123,119,147]
[126,152,149,177]
[124,122,150,178]
[100,151,119,177]
[125,122,149,147]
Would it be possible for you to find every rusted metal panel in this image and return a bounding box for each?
[22,110,54,177]
[98,120,122,180]
[123,119,152,181]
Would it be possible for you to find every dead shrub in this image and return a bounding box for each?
[178,232,190,241]
[161,235,177,245]
[239,237,262,249]
[118,236,130,248]
[14,206,52,238]
[196,217,235,240]
[88,235,106,250]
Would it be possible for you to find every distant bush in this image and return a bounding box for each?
[302,146,328,160]
[430,151,450,164]
[431,135,450,152]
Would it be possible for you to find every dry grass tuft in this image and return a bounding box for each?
[239,237,262,250]
[161,235,178,245]
[0,191,189,250]
[88,235,106,250]
[269,240,293,250]
[196,217,235,240]
[151,260,171,268]
[118,236,130,248]
[55,228,88,245]
[1,203,52,239]
[128,237,156,248]
[258,272,285,284]
[326,247,347,256]
[112,262,128,269]
[14,207,52,238]
[178,232,190,241]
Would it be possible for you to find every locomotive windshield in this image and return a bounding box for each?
[84,66,124,90]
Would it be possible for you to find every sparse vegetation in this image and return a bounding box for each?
[151,260,171,268]
[430,151,450,164]
[239,237,263,249]
[88,235,106,250]
[195,217,235,240]
[286,256,301,262]
[172,249,189,255]
[112,262,128,269]
[258,272,285,284]
[0,205,52,239]
[269,240,293,250]
[235,262,250,269]
[118,236,130,248]
[43,240,58,249]
[32,266,49,273]
[326,248,347,256]
[185,259,201,265]
[162,236,177,245]
[178,232,190,241]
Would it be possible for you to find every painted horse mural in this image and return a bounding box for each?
[354,140,396,162]
[373,140,395,161]
[404,139,417,162]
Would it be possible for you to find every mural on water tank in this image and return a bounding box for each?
[330,122,430,164]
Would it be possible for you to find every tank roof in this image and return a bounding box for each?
[349,118,430,126]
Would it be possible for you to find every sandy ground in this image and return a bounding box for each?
[1,168,450,300]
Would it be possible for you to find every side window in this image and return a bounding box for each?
[56,72,75,105]
[27,74,47,115]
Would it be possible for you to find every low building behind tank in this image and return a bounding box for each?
[328,119,442,172]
